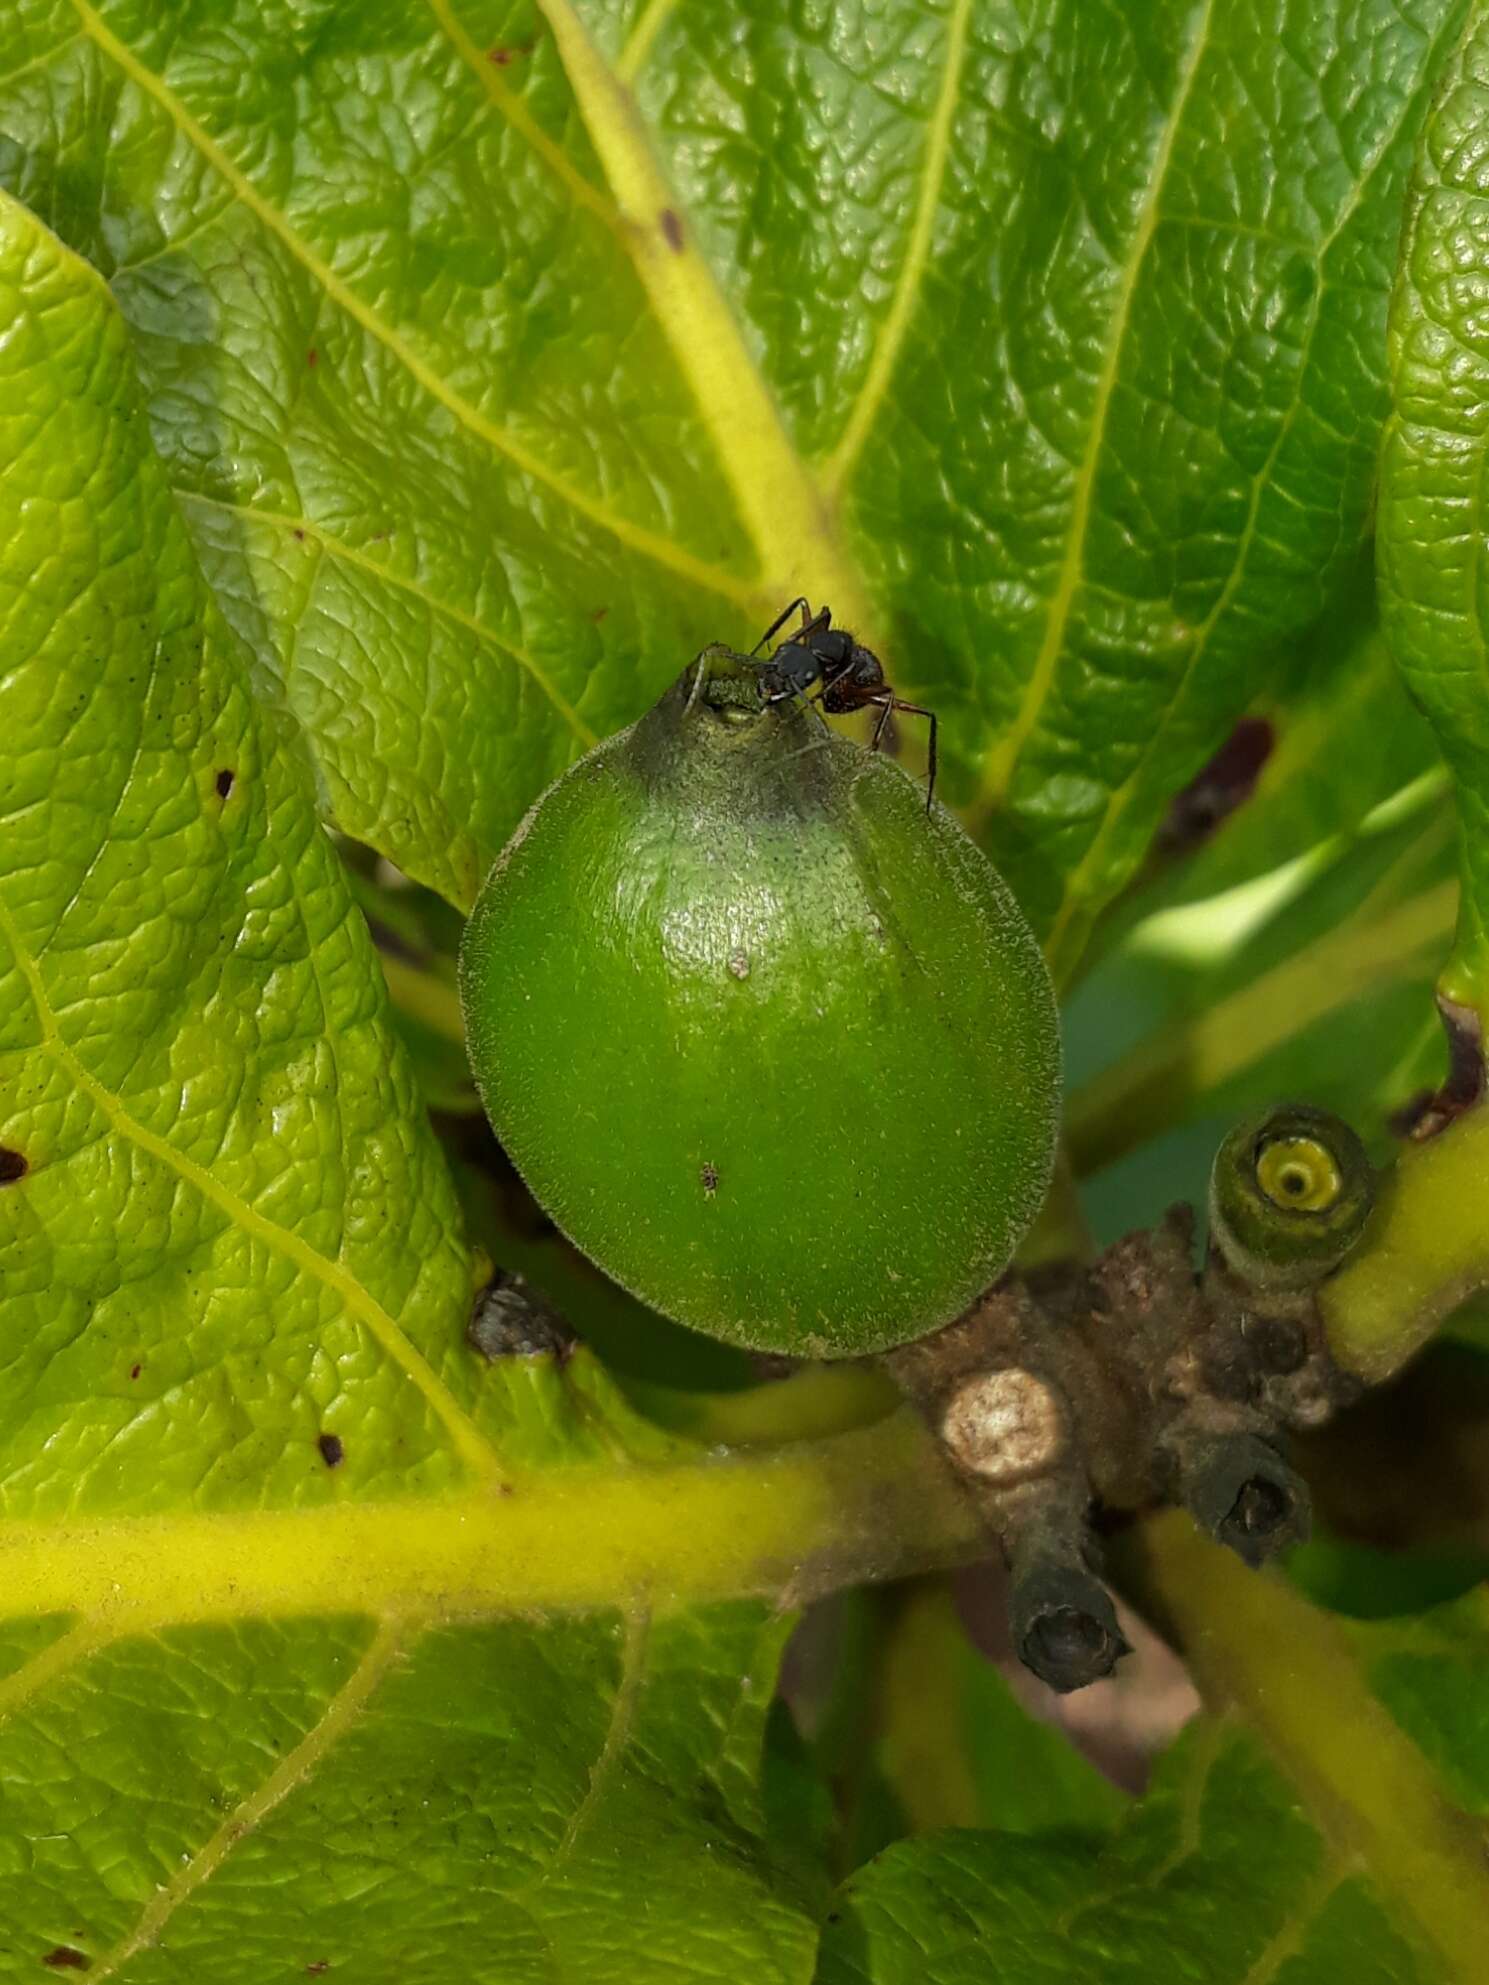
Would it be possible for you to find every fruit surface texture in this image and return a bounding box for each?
[460,650,1061,1358]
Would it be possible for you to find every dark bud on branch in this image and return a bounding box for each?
[1010,1562,1130,1694]
[884,1104,1373,1691]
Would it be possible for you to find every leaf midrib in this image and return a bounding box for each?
[0,1416,975,1634]
[971,0,1221,824]
[66,0,754,610]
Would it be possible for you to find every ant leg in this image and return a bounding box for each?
[753,599,831,658]
[888,699,937,813]
[868,693,895,752]
[750,597,810,657]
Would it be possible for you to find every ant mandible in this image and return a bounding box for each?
[751,599,939,813]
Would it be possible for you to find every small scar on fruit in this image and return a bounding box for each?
[317,1433,345,1468]
[42,1950,90,1972]
[700,1162,719,1196]
[0,1147,29,1184]
[660,207,684,251]
[215,768,235,799]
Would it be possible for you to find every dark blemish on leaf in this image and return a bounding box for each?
[42,1951,90,1972]
[306,349,318,368]
[1155,717,1275,856]
[468,1272,576,1361]
[317,1432,345,1468]
[130,1363,142,1380]
[700,1162,719,1196]
[1402,995,1485,1141]
[1389,1088,1436,1139]
[293,528,306,541]
[660,208,684,252]
[489,43,514,62]
[0,1148,29,1184]
[305,1965,330,1977]
[215,768,235,799]
[590,606,609,623]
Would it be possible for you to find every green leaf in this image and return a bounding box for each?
[1,1603,821,1983]
[0,185,489,1513]
[1064,772,1457,1200]
[1381,0,1489,1026]
[0,0,1464,974]
[815,1720,1434,1985]
[871,1583,1123,1840]
[0,187,970,1980]
[1111,555,1441,926]
[820,1529,1489,1984]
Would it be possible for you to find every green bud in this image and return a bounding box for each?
[1209,1104,1374,1290]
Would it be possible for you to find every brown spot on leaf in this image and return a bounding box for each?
[129,1363,142,1380]
[700,1162,719,1196]
[660,208,684,252]
[292,528,306,541]
[488,43,514,62]
[1402,996,1486,1141]
[306,348,318,368]
[42,1951,90,1972]
[305,1965,330,1977]
[317,1433,345,1468]
[0,1147,29,1184]
[1156,717,1275,856]
[590,606,609,623]
[215,768,235,799]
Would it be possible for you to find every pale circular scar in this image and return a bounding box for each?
[939,1368,1067,1484]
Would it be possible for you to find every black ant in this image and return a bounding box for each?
[751,599,939,812]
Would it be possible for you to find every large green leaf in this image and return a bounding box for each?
[0,188,968,1981]
[817,1523,1489,1984]
[1,1602,823,1982]
[817,1722,1433,1984]
[0,0,1464,976]
[1381,0,1489,1026]
[4,2,1487,1974]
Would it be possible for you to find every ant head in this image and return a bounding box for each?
[758,641,821,701]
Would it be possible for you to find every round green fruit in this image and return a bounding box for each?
[459,646,1061,1359]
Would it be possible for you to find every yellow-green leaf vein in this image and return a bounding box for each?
[0,899,503,1487]
[972,0,1218,821]
[66,0,752,609]
[822,0,973,494]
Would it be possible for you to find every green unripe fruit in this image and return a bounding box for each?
[1209,1103,1374,1290]
[459,647,1061,1359]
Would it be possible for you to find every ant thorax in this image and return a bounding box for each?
[748,597,938,811]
